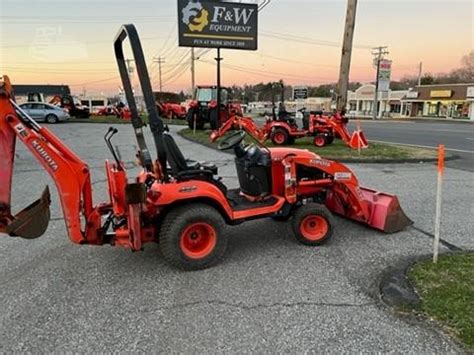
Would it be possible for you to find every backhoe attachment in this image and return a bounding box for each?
[2,186,51,239]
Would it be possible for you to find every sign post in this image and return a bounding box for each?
[433,144,445,263]
[178,0,258,126]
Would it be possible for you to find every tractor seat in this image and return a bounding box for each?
[162,133,217,179]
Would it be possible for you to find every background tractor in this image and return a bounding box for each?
[187,85,243,130]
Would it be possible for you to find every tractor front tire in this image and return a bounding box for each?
[292,204,334,246]
[271,128,289,145]
[313,134,327,147]
[159,204,227,270]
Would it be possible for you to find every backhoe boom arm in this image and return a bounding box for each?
[0,77,103,243]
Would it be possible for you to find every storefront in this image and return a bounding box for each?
[347,84,408,118]
[401,83,474,120]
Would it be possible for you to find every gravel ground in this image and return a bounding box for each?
[1,123,471,353]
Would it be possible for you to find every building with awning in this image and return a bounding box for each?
[347,84,408,118]
[401,83,474,120]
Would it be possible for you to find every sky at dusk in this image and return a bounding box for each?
[0,0,472,96]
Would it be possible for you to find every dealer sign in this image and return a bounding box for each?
[178,0,258,50]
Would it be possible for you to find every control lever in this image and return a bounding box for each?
[104,127,122,170]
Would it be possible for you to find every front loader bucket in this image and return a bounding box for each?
[360,187,413,233]
[349,130,369,149]
[3,186,51,239]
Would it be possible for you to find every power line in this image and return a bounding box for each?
[162,63,191,89]
[200,60,337,82]
[260,30,373,50]
[1,36,165,49]
[69,76,120,86]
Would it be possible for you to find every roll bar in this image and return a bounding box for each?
[114,24,166,173]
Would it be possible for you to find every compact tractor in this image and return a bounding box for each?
[158,102,187,120]
[214,82,368,149]
[187,85,243,130]
[210,82,369,149]
[211,109,369,150]
[0,25,412,270]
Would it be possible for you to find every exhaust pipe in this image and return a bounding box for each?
[1,186,51,239]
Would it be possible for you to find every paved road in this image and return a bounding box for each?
[348,120,474,172]
[1,123,472,352]
[253,116,474,171]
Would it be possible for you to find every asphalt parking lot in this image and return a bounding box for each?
[1,123,472,352]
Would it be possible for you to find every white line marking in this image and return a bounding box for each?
[370,140,474,154]
[466,138,474,141]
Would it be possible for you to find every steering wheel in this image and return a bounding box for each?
[217,131,246,150]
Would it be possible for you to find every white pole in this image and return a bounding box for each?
[433,144,445,263]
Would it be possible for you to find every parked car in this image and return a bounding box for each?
[19,103,70,123]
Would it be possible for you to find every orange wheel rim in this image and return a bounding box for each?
[315,137,325,146]
[180,223,217,259]
[274,132,285,144]
[300,215,328,241]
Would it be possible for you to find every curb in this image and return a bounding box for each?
[354,118,474,124]
[177,130,459,165]
[379,256,424,309]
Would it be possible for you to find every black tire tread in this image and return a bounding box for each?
[159,203,227,270]
[271,128,289,145]
[292,203,334,246]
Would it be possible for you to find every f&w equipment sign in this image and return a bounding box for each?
[178,0,258,50]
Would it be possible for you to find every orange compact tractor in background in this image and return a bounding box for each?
[211,109,368,150]
[0,25,412,270]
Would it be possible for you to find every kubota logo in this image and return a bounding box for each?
[32,140,58,171]
[182,1,209,32]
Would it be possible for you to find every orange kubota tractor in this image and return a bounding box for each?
[211,109,368,150]
[0,25,412,270]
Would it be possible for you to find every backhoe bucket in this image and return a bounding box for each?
[349,130,369,149]
[360,187,413,233]
[3,186,51,239]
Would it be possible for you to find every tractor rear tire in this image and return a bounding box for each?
[159,204,227,270]
[187,109,201,129]
[292,204,334,246]
[326,135,334,145]
[271,128,289,145]
[209,108,219,130]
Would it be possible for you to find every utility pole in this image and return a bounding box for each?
[153,57,166,92]
[336,0,358,113]
[215,48,223,128]
[191,48,196,99]
[371,46,389,120]
[417,62,423,86]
